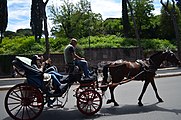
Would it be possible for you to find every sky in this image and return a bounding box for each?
[7,0,165,32]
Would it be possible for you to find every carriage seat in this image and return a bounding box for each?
[13,56,54,89]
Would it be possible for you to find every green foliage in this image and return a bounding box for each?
[0,36,44,55]
[78,35,176,51]
[49,37,69,53]
[0,35,176,55]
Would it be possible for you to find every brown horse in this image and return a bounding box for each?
[101,50,180,106]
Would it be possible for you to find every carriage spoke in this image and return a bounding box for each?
[26,106,31,119]
[28,104,40,115]
[12,90,22,99]
[21,106,25,120]
[8,102,21,105]
[92,102,99,106]
[90,92,94,99]
[82,103,87,110]
[91,103,97,110]
[92,99,100,102]
[14,106,23,118]
[9,104,21,112]
[85,104,89,113]
[19,86,24,98]
[9,96,21,102]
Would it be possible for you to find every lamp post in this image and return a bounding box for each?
[88,2,91,60]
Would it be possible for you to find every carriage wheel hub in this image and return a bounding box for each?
[88,100,93,105]
[21,98,31,106]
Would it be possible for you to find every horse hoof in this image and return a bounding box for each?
[114,102,119,106]
[106,99,112,104]
[158,98,164,103]
[138,101,143,106]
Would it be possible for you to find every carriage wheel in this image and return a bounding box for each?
[75,82,96,98]
[4,83,44,120]
[75,85,95,98]
[77,89,102,115]
[75,87,86,98]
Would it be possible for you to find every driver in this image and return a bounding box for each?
[64,38,93,80]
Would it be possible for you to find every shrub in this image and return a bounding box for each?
[0,35,176,55]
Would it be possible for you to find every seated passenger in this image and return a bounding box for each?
[31,55,66,93]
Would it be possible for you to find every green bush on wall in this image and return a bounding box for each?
[0,35,176,55]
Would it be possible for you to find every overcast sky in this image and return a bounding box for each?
[7,0,164,32]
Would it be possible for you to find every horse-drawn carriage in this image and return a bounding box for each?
[4,56,102,120]
[4,50,180,120]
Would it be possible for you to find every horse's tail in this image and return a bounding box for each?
[102,63,111,84]
[101,63,111,91]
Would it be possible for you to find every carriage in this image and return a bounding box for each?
[4,56,102,120]
[4,50,180,120]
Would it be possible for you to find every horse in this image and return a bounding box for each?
[101,50,180,106]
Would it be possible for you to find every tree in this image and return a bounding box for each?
[160,1,180,40]
[176,0,181,10]
[4,31,17,38]
[127,0,141,58]
[0,0,8,43]
[30,0,43,43]
[16,29,33,36]
[160,0,181,61]
[30,0,50,58]
[49,0,103,39]
[122,0,131,37]
[103,18,123,36]
[129,0,155,38]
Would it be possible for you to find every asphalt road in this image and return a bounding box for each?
[1,76,181,120]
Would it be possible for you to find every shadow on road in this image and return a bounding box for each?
[3,107,102,120]
[100,102,181,116]
[3,102,181,120]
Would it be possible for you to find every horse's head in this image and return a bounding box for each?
[164,50,181,66]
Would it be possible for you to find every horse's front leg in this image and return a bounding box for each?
[107,86,119,106]
[150,80,164,103]
[138,81,150,106]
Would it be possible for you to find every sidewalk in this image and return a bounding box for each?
[156,67,181,78]
[0,67,181,91]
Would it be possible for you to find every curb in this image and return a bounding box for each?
[155,72,181,78]
[0,85,14,91]
[1,72,181,91]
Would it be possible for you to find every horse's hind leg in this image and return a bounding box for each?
[107,86,119,106]
[150,80,164,102]
[138,81,150,106]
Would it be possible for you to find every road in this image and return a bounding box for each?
[1,76,181,120]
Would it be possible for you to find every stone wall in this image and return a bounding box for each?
[84,47,141,66]
[0,47,142,77]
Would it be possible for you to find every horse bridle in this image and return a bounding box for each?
[149,51,174,69]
